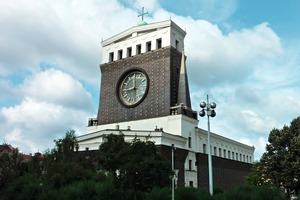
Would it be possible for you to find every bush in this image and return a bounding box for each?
[175,187,213,200]
[216,185,285,200]
[144,187,171,200]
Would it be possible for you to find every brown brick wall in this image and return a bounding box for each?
[196,153,252,191]
[97,47,182,125]
[157,145,252,190]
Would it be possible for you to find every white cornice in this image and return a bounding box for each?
[101,20,186,47]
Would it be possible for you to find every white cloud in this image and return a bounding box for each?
[0,69,94,153]
[20,69,93,110]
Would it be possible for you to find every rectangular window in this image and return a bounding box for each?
[156,38,162,49]
[240,154,242,161]
[243,155,245,162]
[228,151,231,159]
[203,144,206,154]
[214,147,217,156]
[118,50,123,60]
[223,150,226,158]
[127,47,132,57]
[136,44,141,55]
[250,156,252,162]
[189,181,193,187]
[109,52,114,62]
[232,152,235,160]
[236,153,239,160]
[247,156,249,163]
[219,148,222,157]
[188,137,191,148]
[188,160,192,171]
[175,40,179,50]
[146,41,151,52]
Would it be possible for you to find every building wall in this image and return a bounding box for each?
[196,153,252,191]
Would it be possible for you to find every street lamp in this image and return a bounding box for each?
[171,144,176,200]
[199,95,216,195]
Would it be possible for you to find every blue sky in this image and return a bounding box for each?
[1,0,299,160]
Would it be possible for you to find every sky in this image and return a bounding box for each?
[1,0,299,160]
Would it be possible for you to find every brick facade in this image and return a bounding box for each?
[97,47,182,125]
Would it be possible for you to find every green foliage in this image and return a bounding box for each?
[216,185,285,200]
[99,134,172,199]
[175,187,213,200]
[247,116,300,197]
[144,187,171,200]
[0,174,43,200]
[0,148,24,189]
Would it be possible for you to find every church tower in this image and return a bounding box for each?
[95,20,197,125]
[79,17,255,190]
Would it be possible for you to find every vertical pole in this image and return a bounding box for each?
[207,95,213,195]
[172,144,175,200]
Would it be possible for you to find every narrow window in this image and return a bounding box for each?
[156,38,162,49]
[188,160,192,170]
[136,44,141,55]
[146,41,151,52]
[240,154,242,161]
[175,40,179,50]
[109,52,114,62]
[243,155,245,162]
[214,147,217,156]
[236,153,239,160]
[250,156,252,163]
[188,137,191,148]
[118,50,123,60]
[232,152,235,160]
[203,144,206,154]
[219,148,222,157]
[228,151,231,159]
[223,150,226,158]
[247,156,249,163]
[127,47,132,57]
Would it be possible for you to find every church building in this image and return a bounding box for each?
[77,18,254,190]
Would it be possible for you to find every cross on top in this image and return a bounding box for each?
[138,7,148,21]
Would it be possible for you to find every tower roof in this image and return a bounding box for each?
[101,20,186,47]
[177,48,192,108]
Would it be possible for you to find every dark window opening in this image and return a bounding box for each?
[127,47,132,57]
[157,38,162,49]
[146,41,151,52]
[188,137,191,148]
[175,40,179,50]
[109,52,114,62]
[136,44,141,55]
[118,50,123,60]
[188,160,192,171]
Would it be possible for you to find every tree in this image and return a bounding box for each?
[248,117,300,199]
[0,147,23,189]
[98,134,172,199]
[53,129,78,162]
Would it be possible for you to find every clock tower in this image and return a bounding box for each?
[79,18,255,190]
[94,20,197,126]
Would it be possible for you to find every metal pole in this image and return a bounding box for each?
[172,144,175,200]
[207,95,213,195]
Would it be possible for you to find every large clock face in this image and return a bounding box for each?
[117,70,149,107]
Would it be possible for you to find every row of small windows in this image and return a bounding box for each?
[203,144,252,163]
[109,38,162,62]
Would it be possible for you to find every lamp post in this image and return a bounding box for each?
[199,95,216,195]
[171,144,176,200]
